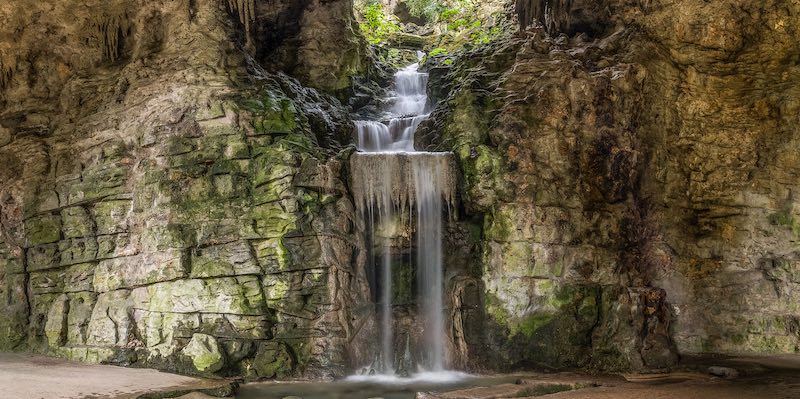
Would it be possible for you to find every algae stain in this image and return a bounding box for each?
[768,210,800,236]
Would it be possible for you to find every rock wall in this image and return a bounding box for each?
[426,0,800,371]
[253,0,370,94]
[0,0,376,378]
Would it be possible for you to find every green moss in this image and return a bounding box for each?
[193,351,222,372]
[518,313,555,338]
[241,92,298,135]
[393,262,415,305]
[358,3,401,45]
[275,133,317,155]
[300,191,321,215]
[25,214,62,247]
[53,347,115,364]
[483,207,513,241]
[267,279,290,300]
[485,292,512,329]
[747,335,797,353]
[183,334,224,373]
[201,124,240,137]
[251,203,298,239]
[768,210,800,235]
[456,143,507,209]
[253,342,294,378]
[467,221,482,242]
[429,47,448,57]
[496,242,534,277]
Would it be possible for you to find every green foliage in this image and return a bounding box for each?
[470,25,503,46]
[439,7,460,20]
[405,0,442,20]
[359,2,401,45]
[429,47,448,57]
[432,1,509,52]
[356,0,510,55]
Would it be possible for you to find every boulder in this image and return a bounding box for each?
[182,333,225,373]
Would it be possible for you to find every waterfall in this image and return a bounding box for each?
[391,62,429,116]
[412,157,446,371]
[351,55,456,374]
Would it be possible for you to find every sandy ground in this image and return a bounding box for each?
[0,352,225,399]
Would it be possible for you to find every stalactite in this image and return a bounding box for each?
[516,0,550,30]
[226,0,256,32]
[0,62,11,90]
[0,51,15,90]
[515,0,610,36]
[516,0,564,32]
[350,153,458,223]
[91,11,131,63]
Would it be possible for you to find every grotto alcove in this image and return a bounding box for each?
[1,0,799,398]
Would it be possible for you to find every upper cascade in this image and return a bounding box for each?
[391,62,429,117]
[355,53,430,152]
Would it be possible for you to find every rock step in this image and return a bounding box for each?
[417,379,598,399]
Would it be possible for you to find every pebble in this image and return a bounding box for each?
[708,366,739,379]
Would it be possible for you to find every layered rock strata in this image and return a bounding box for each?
[0,0,374,378]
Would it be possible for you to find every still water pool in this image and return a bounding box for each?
[237,372,521,399]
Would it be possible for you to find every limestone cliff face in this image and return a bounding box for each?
[1,0,798,379]
[0,0,375,378]
[427,0,800,370]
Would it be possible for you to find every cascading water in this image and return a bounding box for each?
[350,54,458,376]
[354,61,429,153]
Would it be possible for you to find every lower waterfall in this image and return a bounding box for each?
[349,55,459,376]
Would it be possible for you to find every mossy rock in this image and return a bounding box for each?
[240,91,298,135]
[182,333,225,373]
[253,342,294,378]
[25,214,62,247]
[388,32,429,49]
